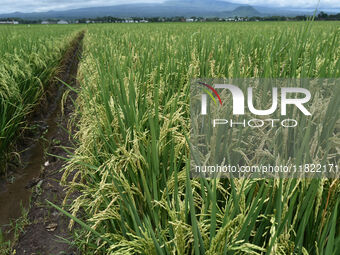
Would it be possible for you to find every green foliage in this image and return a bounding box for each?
[58,21,340,254]
[0,25,80,173]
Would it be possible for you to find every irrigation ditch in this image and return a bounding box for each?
[0,30,85,254]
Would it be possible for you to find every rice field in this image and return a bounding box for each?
[0,25,80,172]
[58,21,340,254]
[0,21,339,254]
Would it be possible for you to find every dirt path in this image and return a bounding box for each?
[12,31,85,255]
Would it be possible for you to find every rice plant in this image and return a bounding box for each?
[61,21,340,254]
[0,25,81,173]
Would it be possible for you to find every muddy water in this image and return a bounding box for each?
[0,88,62,240]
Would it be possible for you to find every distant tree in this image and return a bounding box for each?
[295,15,307,21]
[317,11,328,20]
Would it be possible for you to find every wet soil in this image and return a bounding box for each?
[0,31,84,255]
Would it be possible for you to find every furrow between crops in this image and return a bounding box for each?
[0,30,85,254]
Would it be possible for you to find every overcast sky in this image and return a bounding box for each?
[0,0,339,14]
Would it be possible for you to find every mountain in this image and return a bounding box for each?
[0,0,241,19]
[220,6,261,17]
[0,0,317,19]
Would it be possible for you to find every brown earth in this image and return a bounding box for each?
[11,31,85,255]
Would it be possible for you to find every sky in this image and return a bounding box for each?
[0,0,339,14]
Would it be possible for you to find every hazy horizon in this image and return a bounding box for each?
[0,0,339,14]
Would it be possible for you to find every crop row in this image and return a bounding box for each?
[60,22,340,254]
[0,25,81,172]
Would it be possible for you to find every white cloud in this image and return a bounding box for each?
[0,0,164,13]
[227,0,340,9]
[0,0,339,14]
